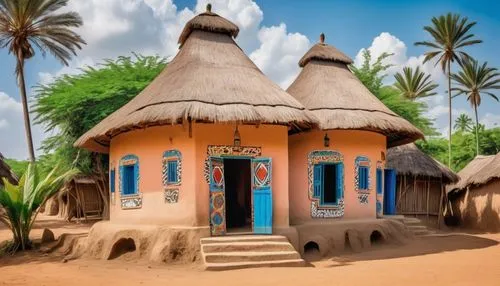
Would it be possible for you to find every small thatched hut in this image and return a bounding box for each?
[287,34,423,224]
[0,152,18,187]
[387,144,459,226]
[57,176,107,221]
[447,154,500,232]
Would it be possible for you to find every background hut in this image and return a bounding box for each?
[0,152,18,187]
[57,175,107,222]
[447,153,500,232]
[387,144,459,227]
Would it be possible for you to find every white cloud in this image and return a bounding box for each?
[354,32,443,83]
[481,113,500,128]
[250,23,310,88]
[0,92,47,160]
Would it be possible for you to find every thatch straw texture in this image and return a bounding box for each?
[287,56,424,147]
[298,43,353,67]
[75,12,315,153]
[448,153,500,192]
[178,10,238,46]
[387,143,458,183]
[0,152,18,186]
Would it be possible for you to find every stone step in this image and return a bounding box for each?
[204,251,301,263]
[407,225,428,230]
[205,259,306,271]
[200,235,288,245]
[403,218,422,224]
[412,229,435,236]
[202,241,295,253]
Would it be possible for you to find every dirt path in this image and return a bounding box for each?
[0,218,499,286]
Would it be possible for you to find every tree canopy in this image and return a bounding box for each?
[33,54,167,173]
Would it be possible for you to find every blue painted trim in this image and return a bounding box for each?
[120,154,139,196]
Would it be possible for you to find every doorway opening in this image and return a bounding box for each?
[224,158,252,233]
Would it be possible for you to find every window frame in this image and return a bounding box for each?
[162,150,182,187]
[120,154,139,196]
[312,162,344,207]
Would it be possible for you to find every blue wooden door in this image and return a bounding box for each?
[376,168,383,217]
[209,157,226,236]
[384,169,396,215]
[252,158,272,234]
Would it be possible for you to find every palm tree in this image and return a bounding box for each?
[454,113,473,132]
[394,66,438,100]
[0,0,85,163]
[415,13,482,167]
[451,59,500,155]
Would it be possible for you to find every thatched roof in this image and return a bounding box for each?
[0,152,18,186]
[387,144,459,184]
[287,34,424,147]
[448,154,499,193]
[75,5,316,153]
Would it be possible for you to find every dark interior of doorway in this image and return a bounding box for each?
[224,158,252,233]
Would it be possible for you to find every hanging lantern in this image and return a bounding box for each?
[234,125,241,147]
[324,133,330,147]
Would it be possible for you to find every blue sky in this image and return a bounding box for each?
[1,0,499,159]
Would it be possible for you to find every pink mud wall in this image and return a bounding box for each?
[109,125,197,225]
[193,123,290,229]
[288,130,386,225]
[109,123,290,229]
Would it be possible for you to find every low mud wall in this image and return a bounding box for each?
[294,219,411,257]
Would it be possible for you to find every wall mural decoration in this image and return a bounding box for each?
[204,145,262,183]
[162,150,182,204]
[308,150,344,218]
[164,189,179,203]
[355,156,371,204]
[121,195,142,209]
[119,154,141,209]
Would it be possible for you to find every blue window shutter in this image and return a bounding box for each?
[376,169,382,194]
[358,167,363,189]
[313,164,322,198]
[110,169,115,193]
[335,163,344,202]
[133,163,139,194]
[167,160,178,183]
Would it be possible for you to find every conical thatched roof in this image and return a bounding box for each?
[75,5,316,153]
[0,152,18,186]
[387,144,458,184]
[448,154,499,193]
[287,34,424,147]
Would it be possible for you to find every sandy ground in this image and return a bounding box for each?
[0,217,499,286]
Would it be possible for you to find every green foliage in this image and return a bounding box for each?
[0,163,78,252]
[454,113,473,132]
[4,159,29,178]
[417,127,500,171]
[350,50,393,95]
[394,66,438,100]
[350,50,436,135]
[33,55,167,174]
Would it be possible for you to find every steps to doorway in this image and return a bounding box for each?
[200,235,305,271]
[403,217,436,236]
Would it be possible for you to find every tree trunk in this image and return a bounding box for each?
[447,60,452,168]
[16,56,36,163]
[474,104,480,156]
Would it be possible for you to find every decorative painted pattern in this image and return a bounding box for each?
[355,156,371,204]
[162,150,182,186]
[164,189,179,203]
[209,157,226,236]
[204,145,262,183]
[121,195,142,209]
[308,150,344,218]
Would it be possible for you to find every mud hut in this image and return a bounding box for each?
[287,34,423,224]
[0,152,18,186]
[447,154,500,232]
[387,143,458,226]
[75,4,315,239]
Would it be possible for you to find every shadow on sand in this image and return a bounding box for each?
[319,234,498,266]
